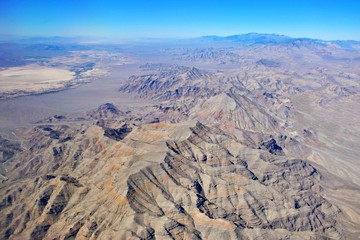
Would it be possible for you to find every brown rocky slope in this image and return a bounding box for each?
[0,99,343,239]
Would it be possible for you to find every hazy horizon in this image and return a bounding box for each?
[1,0,360,41]
[1,32,360,44]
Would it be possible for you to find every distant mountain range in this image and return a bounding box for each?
[199,33,292,43]
[1,33,360,48]
[197,33,360,49]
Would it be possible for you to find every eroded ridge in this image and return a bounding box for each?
[126,122,341,239]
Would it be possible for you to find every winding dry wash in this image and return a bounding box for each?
[0,34,360,240]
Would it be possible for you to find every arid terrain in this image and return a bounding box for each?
[0,34,360,239]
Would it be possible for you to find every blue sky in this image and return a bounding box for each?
[1,0,360,40]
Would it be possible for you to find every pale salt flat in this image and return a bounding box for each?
[0,64,74,93]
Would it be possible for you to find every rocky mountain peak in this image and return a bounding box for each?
[89,103,123,119]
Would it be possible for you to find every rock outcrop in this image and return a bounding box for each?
[119,66,225,100]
